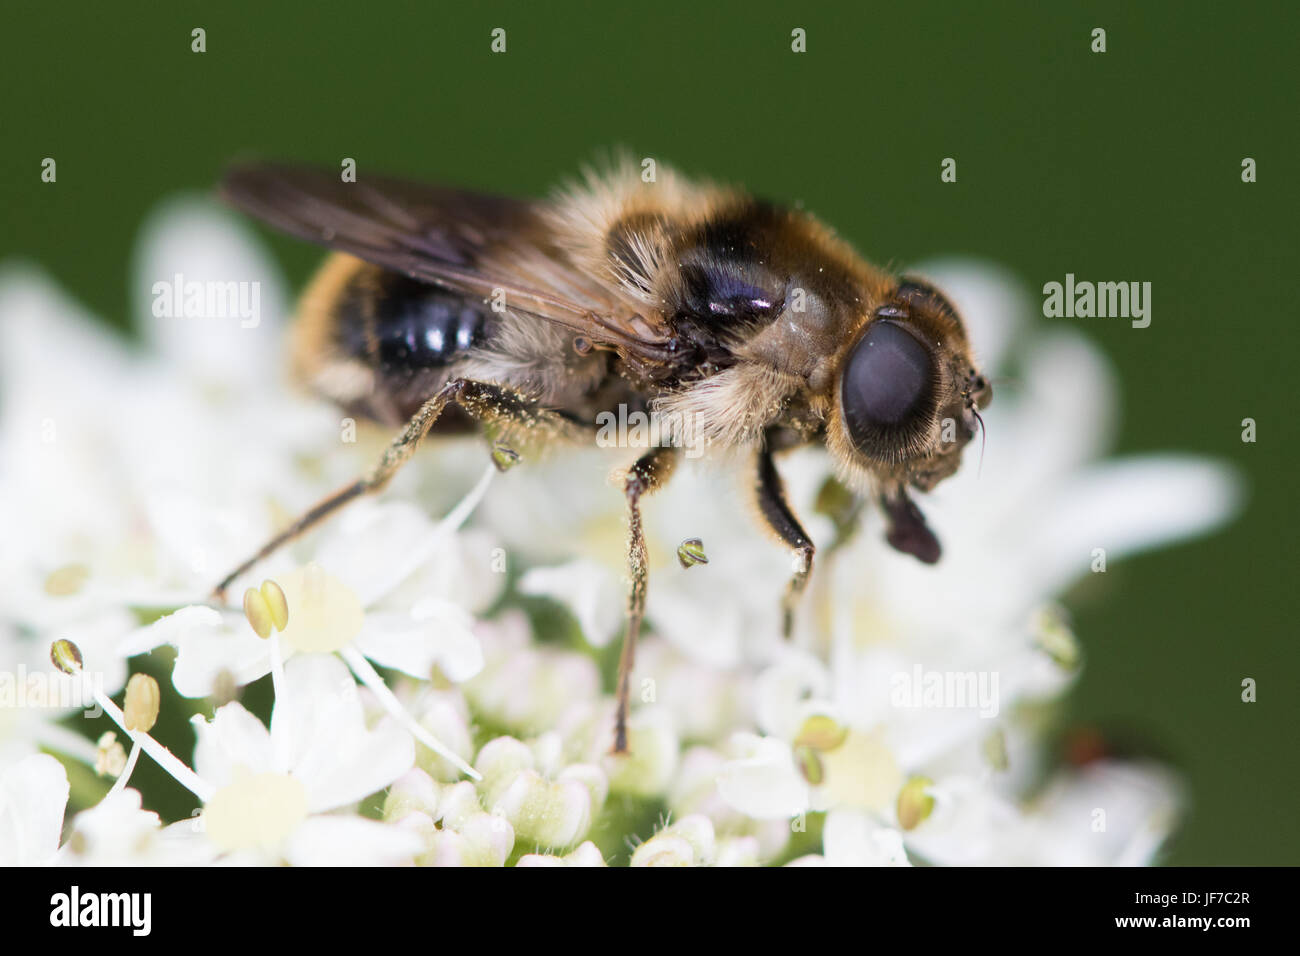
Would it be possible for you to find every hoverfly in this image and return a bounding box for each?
[215,159,992,752]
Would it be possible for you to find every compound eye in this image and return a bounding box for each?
[841,320,934,451]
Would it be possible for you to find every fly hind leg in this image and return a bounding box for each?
[211,378,577,600]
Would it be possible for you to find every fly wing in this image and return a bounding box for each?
[220,162,673,358]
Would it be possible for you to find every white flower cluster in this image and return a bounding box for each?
[0,204,1239,866]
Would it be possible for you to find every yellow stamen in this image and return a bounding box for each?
[43,563,89,596]
[50,639,83,675]
[123,673,161,732]
[897,776,936,831]
[244,588,274,639]
[260,579,289,631]
[794,714,849,752]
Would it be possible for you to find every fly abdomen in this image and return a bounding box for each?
[336,269,488,374]
[374,295,485,370]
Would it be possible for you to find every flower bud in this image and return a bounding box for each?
[715,836,761,867]
[452,812,514,867]
[517,840,608,867]
[423,829,472,867]
[631,834,695,867]
[557,763,608,815]
[604,720,678,798]
[423,820,512,868]
[437,781,484,830]
[474,736,535,804]
[492,769,593,848]
[669,814,715,861]
[395,811,438,860]
[631,815,716,867]
[383,769,442,823]
[94,732,126,778]
[415,693,476,782]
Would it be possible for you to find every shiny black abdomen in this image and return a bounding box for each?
[336,270,487,376]
[327,265,493,426]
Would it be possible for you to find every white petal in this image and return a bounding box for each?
[132,200,287,386]
[903,775,1023,865]
[0,754,69,865]
[192,703,274,787]
[141,488,297,596]
[311,500,439,606]
[15,610,133,714]
[303,715,415,813]
[0,271,142,584]
[61,789,186,865]
[384,528,507,616]
[990,329,1118,502]
[1018,760,1183,866]
[269,656,414,811]
[754,650,831,739]
[823,809,911,867]
[0,266,134,410]
[1025,456,1243,597]
[284,814,423,866]
[518,559,624,648]
[353,600,484,682]
[118,606,277,699]
[715,735,810,819]
[117,604,224,656]
[269,654,361,773]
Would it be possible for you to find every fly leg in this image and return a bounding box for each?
[754,446,816,639]
[212,378,578,599]
[612,445,679,754]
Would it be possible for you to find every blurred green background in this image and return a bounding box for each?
[3,1,1296,864]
